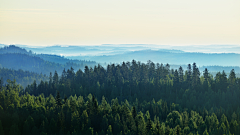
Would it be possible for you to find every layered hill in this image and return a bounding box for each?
[0,45,97,75]
[68,49,240,67]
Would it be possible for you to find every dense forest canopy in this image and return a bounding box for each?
[0,60,240,135]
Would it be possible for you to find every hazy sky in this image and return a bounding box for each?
[0,0,240,46]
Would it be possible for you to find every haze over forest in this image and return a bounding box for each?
[0,44,239,87]
[0,44,240,135]
[1,44,239,66]
[1,0,240,134]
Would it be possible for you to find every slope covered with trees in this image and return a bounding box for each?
[0,53,96,75]
[0,45,97,75]
[0,68,49,88]
[0,45,32,54]
[0,61,239,134]
[0,45,96,65]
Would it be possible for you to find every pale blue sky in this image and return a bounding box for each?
[0,0,239,46]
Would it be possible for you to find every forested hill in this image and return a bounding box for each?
[0,45,31,54]
[0,45,96,65]
[0,53,93,75]
[1,61,239,135]
[0,68,49,88]
[0,45,97,75]
[36,54,95,65]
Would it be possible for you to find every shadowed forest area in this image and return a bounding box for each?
[0,61,240,135]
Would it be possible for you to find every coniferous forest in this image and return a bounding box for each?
[0,60,240,135]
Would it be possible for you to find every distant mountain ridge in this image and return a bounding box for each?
[0,45,31,54]
[67,49,240,67]
[0,45,97,75]
[0,45,96,64]
[1,45,240,74]
[1,44,239,55]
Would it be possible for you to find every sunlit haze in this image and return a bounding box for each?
[0,0,240,46]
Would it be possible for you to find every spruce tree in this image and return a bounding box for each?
[55,91,62,108]
[178,66,184,84]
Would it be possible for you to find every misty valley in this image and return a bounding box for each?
[0,45,240,135]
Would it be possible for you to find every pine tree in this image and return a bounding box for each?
[178,66,184,84]
[53,70,59,87]
[173,69,179,94]
[228,69,236,92]
[60,68,67,84]
[203,68,209,92]
[187,64,192,88]
[55,91,62,108]
[49,72,53,86]
[132,106,137,120]
[192,63,200,90]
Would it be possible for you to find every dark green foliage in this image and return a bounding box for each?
[55,91,62,108]
[146,117,152,133]
[9,124,20,135]
[0,61,239,135]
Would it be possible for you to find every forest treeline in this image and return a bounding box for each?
[26,60,240,108]
[0,60,240,135]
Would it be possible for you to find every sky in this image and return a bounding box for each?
[0,0,240,46]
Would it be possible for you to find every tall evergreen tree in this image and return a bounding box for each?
[53,71,59,86]
[179,66,184,84]
[174,69,179,94]
[187,64,192,88]
[203,68,209,92]
[55,91,62,108]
